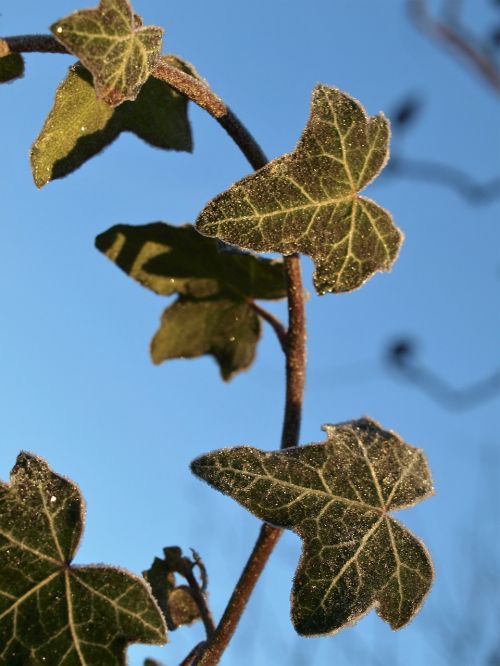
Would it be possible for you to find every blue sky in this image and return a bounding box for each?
[1,1,499,664]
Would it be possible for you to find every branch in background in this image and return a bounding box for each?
[408,0,500,92]
[384,95,500,204]
[385,155,500,203]
[386,339,500,410]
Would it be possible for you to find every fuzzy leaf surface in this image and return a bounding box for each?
[0,453,167,665]
[51,0,163,106]
[196,85,403,294]
[191,418,434,636]
[31,58,192,188]
[95,222,285,379]
[0,42,24,83]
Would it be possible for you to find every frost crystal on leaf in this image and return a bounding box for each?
[51,0,163,106]
[0,452,167,665]
[191,417,434,635]
[196,86,403,294]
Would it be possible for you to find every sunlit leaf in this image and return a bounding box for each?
[51,0,163,106]
[95,222,286,379]
[0,41,24,83]
[191,418,434,636]
[31,58,192,188]
[0,452,167,665]
[196,86,403,294]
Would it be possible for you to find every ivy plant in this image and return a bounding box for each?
[0,1,434,664]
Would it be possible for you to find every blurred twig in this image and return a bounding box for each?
[386,155,500,203]
[408,0,500,92]
[386,339,500,410]
[382,95,500,203]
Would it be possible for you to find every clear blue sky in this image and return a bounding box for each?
[1,1,499,664]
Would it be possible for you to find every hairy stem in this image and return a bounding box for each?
[179,642,207,666]
[3,34,306,665]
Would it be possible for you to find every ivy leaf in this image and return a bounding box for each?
[196,85,403,295]
[0,41,24,83]
[191,418,434,636]
[143,555,201,631]
[51,0,163,106]
[151,299,260,381]
[31,57,192,188]
[95,222,286,380]
[0,452,167,665]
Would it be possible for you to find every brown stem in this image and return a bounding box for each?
[194,524,283,666]
[3,34,306,665]
[2,34,68,54]
[152,63,269,171]
[249,302,287,352]
[179,642,207,666]
[280,254,307,450]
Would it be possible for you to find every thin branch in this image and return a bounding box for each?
[385,155,500,204]
[183,567,216,639]
[249,302,287,352]
[179,642,207,666]
[281,254,307,450]
[194,524,283,666]
[408,0,500,93]
[152,62,269,172]
[2,34,68,54]
[387,340,500,410]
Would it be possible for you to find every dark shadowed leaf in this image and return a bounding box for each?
[95,222,286,380]
[51,0,163,106]
[151,299,260,381]
[31,58,192,188]
[143,547,205,633]
[196,86,403,294]
[0,41,24,83]
[191,417,434,636]
[0,452,167,665]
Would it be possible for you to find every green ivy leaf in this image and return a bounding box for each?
[0,41,24,83]
[31,58,192,188]
[95,223,286,380]
[196,85,403,295]
[191,418,434,636]
[151,298,260,380]
[51,0,163,106]
[0,452,167,665]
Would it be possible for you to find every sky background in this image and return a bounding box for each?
[1,1,499,664]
